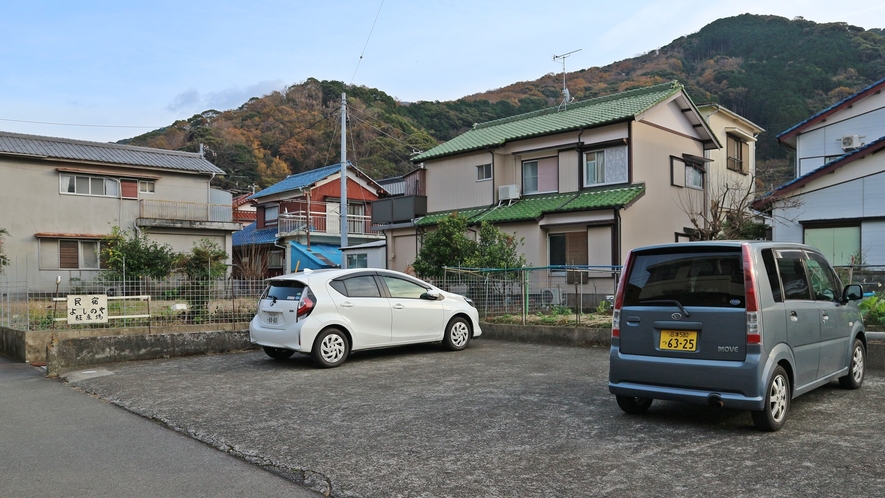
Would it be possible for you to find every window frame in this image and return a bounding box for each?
[139,180,156,194]
[726,134,749,174]
[476,163,492,182]
[582,146,628,188]
[60,173,119,197]
[58,239,103,270]
[346,253,368,269]
[267,250,283,269]
[521,157,558,195]
[685,161,705,190]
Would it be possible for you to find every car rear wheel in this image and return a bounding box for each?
[752,365,790,432]
[615,395,653,414]
[442,317,471,351]
[263,346,295,360]
[839,338,865,389]
[312,328,349,368]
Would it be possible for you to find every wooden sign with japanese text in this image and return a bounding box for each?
[66,294,109,324]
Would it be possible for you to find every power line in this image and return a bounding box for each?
[350,0,385,85]
[0,117,165,129]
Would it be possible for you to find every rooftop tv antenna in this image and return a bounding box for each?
[553,49,581,111]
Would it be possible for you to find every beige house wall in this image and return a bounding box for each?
[0,156,232,288]
[620,121,705,258]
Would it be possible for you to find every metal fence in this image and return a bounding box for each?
[431,266,621,321]
[0,277,266,331]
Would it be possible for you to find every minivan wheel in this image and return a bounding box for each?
[312,328,350,368]
[615,395,653,414]
[752,365,790,432]
[839,338,865,389]
[263,346,295,360]
[442,317,471,351]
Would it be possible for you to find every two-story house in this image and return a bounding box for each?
[377,82,751,297]
[0,131,242,288]
[754,76,885,266]
[234,162,386,276]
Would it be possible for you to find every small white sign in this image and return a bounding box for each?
[66,294,109,324]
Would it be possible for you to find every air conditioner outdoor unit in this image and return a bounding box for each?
[540,288,562,306]
[841,134,862,151]
[498,184,520,202]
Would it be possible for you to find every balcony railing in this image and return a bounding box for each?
[277,209,380,238]
[139,200,233,222]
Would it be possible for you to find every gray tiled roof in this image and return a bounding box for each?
[0,131,224,174]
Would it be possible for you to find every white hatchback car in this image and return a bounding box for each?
[249,268,482,367]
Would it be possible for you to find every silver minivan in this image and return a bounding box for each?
[608,241,866,431]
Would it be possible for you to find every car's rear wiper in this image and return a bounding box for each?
[639,299,690,317]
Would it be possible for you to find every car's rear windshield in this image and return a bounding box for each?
[264,281,306,301]
[623,248,745,308]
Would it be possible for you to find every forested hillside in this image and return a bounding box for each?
[123,14,885,193]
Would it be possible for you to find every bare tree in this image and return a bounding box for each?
[678,174,801,241]
[233,243,269,279]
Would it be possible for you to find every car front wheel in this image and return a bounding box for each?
[839,338,865,389]
[263,346,295,360]
[442,317,471,351]
[312,328,350,368]
[752,365,790,432]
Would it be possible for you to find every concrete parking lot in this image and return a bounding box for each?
[64,339,885,497]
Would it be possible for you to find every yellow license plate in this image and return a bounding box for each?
[659,330,697,351]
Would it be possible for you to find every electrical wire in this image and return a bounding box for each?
[0,117,165,129]
[350,1,385,86]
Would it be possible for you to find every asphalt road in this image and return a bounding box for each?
[61,339,885,497]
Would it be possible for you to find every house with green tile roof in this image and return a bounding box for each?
[375,81,762,297]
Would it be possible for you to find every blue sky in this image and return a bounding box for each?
[2,0,884,142]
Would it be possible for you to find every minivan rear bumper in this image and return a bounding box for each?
[609,346,767,411]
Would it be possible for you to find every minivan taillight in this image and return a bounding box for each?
[612,251,633,339]
[742,243,762,345]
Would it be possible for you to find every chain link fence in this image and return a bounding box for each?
[0,276,266,331]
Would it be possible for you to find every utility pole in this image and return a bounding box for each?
[340,92,348,248]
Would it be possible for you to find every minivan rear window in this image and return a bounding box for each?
[623,249,745,308]
[264,281,306,301]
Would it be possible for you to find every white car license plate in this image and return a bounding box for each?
[266,313,280,325]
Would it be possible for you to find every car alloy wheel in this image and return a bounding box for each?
[443,317,471,351]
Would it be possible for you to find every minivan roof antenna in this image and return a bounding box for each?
[553,49,581,111]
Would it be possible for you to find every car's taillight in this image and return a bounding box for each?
[297,295,315,322]
[742,243,762,345]
[612,251,632,339]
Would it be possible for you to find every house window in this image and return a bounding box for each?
[264,205,279,223]
[139,180,155,193]
[583,146,628,187]
[476,164,492,181]
[346,253,368,269]
[267,251,283,269]
[59,240,102,269]
[685,162,704,189]
[550,232,590,283]
[804,226,860,266]
[726,135,748,174]
[60,174,119,197]
[522,157,558,194]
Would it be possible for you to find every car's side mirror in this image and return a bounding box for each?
[842,284,864,303]
[421,289,441,300]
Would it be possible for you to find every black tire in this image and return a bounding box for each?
[615,395,653,414]
[442,317,471,351]
[839,338,866,389]
[312,328,350,368]
[752,365,790,432]
[263,346,295,360]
